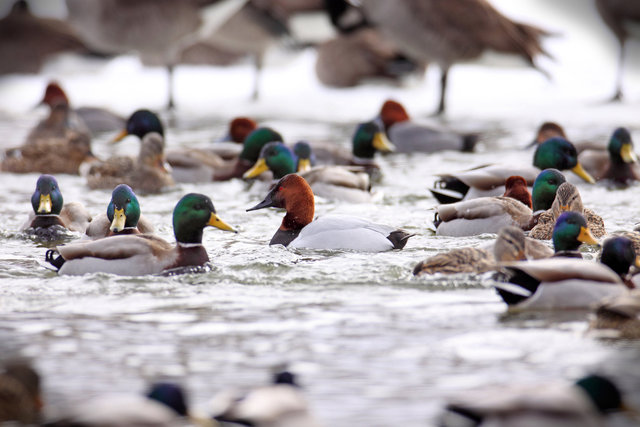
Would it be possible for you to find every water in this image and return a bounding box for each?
[2,1,640,424]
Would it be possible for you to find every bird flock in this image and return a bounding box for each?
[2,0,640,426]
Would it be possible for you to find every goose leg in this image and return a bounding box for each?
[611,39,626,101]
[167,64,176,110]
[252,53,263,101]
[436,66,449,115]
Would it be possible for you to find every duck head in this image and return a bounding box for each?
[551,182,583,219]
[502,176,531,208]
[40,82,69,108]
[113,109,164,142]
[532,168,566,212]
[247,174,315,230]
[223,117,258,144]
[493,226,526,262]
[526,121,566,148]
[552,211,598,253]
[533,137,595,183]
[600,236,640,277]
[239,127,284,164]
[352,121,395,159]
[244,142,296,180]
[574,374,624,415]
[107,184,141,233]
[173,193,236,245]
[608,127,637,165]
[147,382,188,416]
[31,175,63,215]
[138,132,169,172]
[293,141,315,172]
[378,99,410,130]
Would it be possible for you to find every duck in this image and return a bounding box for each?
[0,0,88,75]
[112,109,165,143]
[434,175,534,237]
[243,142,373,203]
[45,382,211,427]
[492,213,627,311]
[590,288,640,339]
[530,182,606,240]
[21,174,92,235]
[45,193,236,276]
[598,236,640,287]
[578,127,640,186]
[376,100,478,153]
[293,141,315,172]
[1,103,95,175]
[595,0,640,101]
[413,226,553,276]
[210,117,258,161]
[531,168,567,213]
[86,132,175,193]
[439,374,628,427]
[502,175,532,208]
[430,137,596,204]
[0,359,42,425]
[85,184,155,239]
[246,174,412,251]
[36,81,125,135]
[354,0,551,114]
[211,370,322,427]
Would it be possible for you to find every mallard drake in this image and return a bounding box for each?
[211,370,322,427]
[86,132,175,194]
[355,0,551,114]
[413,226,553,276]
[439,374,628,426]
[112,109,165,143]
[493,213,625,311]
[430,137,595,204]
[578,127,640,186]
[247,174,412,251]
[595,0,640,101]
[21,175,91,234]
[85,184,155,239]
[293,141,315,172]
[530,182,606,240]
[243,142,372,203]
[377,100,477,153]
[2,104,95,175]
[45,193,236,276]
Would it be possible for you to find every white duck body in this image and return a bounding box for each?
[496,258,627,311]
[288,215,406,252]
[55,234,177,276]
[435,197,532,237]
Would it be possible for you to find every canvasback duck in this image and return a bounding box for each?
[247,174,412,251]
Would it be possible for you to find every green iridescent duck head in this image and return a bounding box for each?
[31,174,63,215]
[239,127,284,163]
[552,211,598,253]
[600,236,640,277]
[532,168,566,212]
[533,138,595,183]
[243,142,296,180]
[293,141,315,172]
[113,109,164,142]
[607,127,637,165]
[172,193,236,244]
[106,184,141,233]
[352,121,395,159]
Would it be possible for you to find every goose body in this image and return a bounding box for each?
[247,174,411,251]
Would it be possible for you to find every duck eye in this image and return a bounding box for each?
[279,186,284,192]
[126,198,131,203]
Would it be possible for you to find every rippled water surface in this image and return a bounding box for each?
[2,4,640,421]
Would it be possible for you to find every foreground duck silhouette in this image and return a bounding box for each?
[247,174,412,251]
[46,193,236,275]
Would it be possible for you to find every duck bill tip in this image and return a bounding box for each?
[208,213,236,233]
[571,163,596,184]
[578,226,599,245]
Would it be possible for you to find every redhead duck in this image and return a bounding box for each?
[502,176,531,208]
[431,137,595,204]
[86,132,175,194]
[21,174,92,236]
[578,127,640,186]
[377,100,477,152]
[46,193,236,276]
[413,226,553,276]
[355,0,550,114]
[247,174,412,251]
[530,182,606,240]
[243,142,372,203]
[85,184,155,239]
[595,0,640,101]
